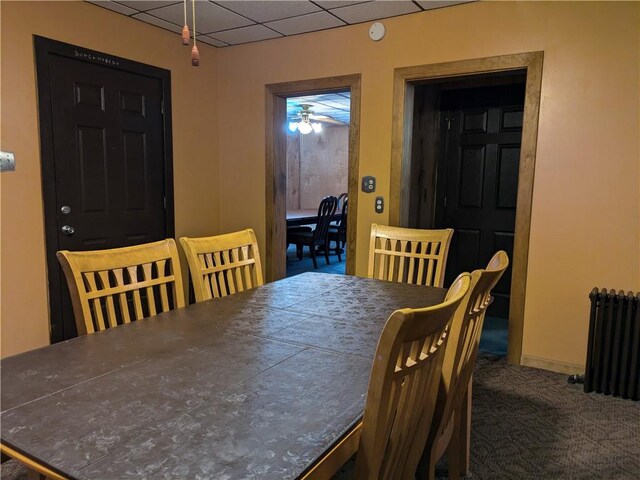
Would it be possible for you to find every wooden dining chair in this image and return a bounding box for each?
[418,251,509,480]
[287,195,338,269]
[368,224,454,287]
[180,228,264,302]
[354,273,471,480]
[57,239,185,336]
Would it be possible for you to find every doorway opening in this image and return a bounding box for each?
[409,73,526,357]
[35,36,174,342]
[285,92,351,277]
[265,75,361,282]
[389,52,543,364]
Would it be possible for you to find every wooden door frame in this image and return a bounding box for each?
[265,74,361,281]
[389,52,543,364]
[34,35,175,343]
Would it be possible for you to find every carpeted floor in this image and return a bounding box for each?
[4,356,638,479]
[478,315,508,357]
[286,243,346,277]
[333,355,640,480]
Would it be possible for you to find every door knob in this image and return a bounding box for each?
[61,225,75,236]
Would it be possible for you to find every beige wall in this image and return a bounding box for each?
[1,1,638,370]
[0,1,220,357]
[287,126,349,210]
[215,1,640,369]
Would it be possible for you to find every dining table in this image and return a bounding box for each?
[1,272,446,479]
[286,209,342,228]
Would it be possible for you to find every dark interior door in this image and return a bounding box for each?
[50,55,166,251]
[435,84,525,318]
[36,37,173,342]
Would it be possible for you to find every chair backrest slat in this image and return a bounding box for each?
[355,274,470,480]
[368,224,454,288]
[180,229,264,302]
[57,239,185,336]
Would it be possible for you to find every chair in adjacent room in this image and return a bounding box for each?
[180,228,264,302]
[418,251,509,480]
[329,198,348,261]
[287,195,338,269]
[57,239,185,336]
[336,192,348,212]
[368,224,454,287]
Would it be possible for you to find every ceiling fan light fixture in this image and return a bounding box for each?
[289,104,322,135]
[297,121,313,135]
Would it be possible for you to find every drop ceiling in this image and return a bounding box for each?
[287,92,351,126]
[88,0,473,47]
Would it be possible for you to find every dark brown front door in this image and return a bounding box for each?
[36,37,174,342]
[435,84,525,318]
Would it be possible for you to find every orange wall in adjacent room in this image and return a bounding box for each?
[0,1,220,357]
[214,1,639,370]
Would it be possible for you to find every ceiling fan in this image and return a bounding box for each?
[288,104,343,134]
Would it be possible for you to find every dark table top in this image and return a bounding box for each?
[286,210,342,227]
[1,272,446,479]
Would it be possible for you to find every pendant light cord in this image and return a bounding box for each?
[183,0,187,29]
[192,0,197,46]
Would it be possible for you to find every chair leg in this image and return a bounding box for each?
[458,379,472,476]
[310,247,318,269]
[336,240,342,262]
[296,244,303,260]
[324,240,331,265]
[447,412,462,480]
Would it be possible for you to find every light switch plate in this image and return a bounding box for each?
[0,151,15,172]
[375,196,384,214]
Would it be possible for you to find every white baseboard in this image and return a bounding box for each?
[520,355,585,375]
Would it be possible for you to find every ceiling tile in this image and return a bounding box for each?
[330,0,420,24]
[199,35,229,47]
[88,1,139,15]
[116,0,180,12]
[210,24,282,45]
[415,0,473,10]
[287,93,351,124]
[131,12,182,33]
[314,0,370,8]
[265,11,345,36]
[150,1,254,34]
[316,100,351,109]
[214,1,320,23]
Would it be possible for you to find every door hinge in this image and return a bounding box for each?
[163,196,167,209]
[444,196,447,208]
[161,100,164,115]
[447,118,451,130]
